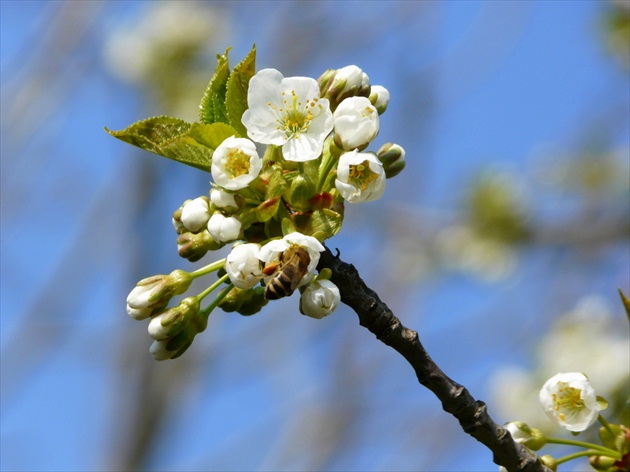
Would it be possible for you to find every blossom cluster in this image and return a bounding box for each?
[122,54,405,360]
[499,371,629,471]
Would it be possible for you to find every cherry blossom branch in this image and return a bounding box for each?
[317,246,551,472]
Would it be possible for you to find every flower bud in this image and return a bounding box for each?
[300,280,340,319]
[588,455,617,470]
[126,270,192,320]
[236,286,268,316]
[504,422,546,451]
[148,296,200,340]
[172,201,189,235]
[377,142,406,178]
[210,188,238,212]
[180,196,211,232]
[207,213,242,243]
[149,339,175,361]
[287,175,317,210]
[319,65,370,111]
[177,229,221,262]
[369,85,390,114]
[539,455,557,471]
[333,96,379,151]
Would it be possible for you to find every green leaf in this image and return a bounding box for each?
[199,48,232,125]
[106,118,238,172]
[293,209,343,242]
[225,44,256,137]
[105,116,191,154]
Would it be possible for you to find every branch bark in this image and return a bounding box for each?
[318,247,550,472]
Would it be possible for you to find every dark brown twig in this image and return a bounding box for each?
[318,247,550,472]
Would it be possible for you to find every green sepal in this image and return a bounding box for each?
[293,208,343,241]
[225,44,256,137]
[596,396,610,411]
[599,424,628,453]
[199,48,231,125]
[281,217,297,236]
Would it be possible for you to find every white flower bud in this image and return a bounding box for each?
[369,85,390,114]
[539,372,602,432]
[149,339,174,361]
[333,96,379,151]
[148,312,170,340]
[126,271,192,320]
[335,150,386,203]
[211,136,262,190]
[180,197,210,232]
[225,243,264,290]
[300,280,340,319]
[210,188,237,210]
[332,65,370,96]
[207,213,242,243]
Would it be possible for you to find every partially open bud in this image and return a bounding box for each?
[369,85,390,114]
[318,65,371,111]
[504,421,546,451]
[333,96,379,151]
[377,142,406,178]
[225,243,263,290]
[299,280,340,319]
[210,188,238,212]
[126,270,192,320]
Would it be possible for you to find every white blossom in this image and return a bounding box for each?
[333,96,379,150]
[335,150,386,203]
[149,339,174,361]
[242,68,333,162]
[539,372,602,432]
[259,233,325,288]
[332,65,370,95]
[210,188,237,210]
[207,213,241,243]
[300,280,340,319]
[211,136,262,190]
[180,197,211,232]
[148,312,170,340]
[225,243,264,290]
[369,85,390,114]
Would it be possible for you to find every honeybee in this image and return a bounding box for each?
[263,245,311,300]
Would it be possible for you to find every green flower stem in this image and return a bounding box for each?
[546,437,621,458]
[598,414,615,437]
[200,281,233,318]
[317,141,341,193]
[197,273,230,303]
[189,258,226,278]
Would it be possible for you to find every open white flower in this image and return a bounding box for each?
[259,232,324,288]
[207,213,241,243]
[225,243,263,290]
[300,280,340,319]
[333,96,379,150]
[180,197,211,232]
[211,136,262,190]
[242,68,333,162]
[539,372,602,432]
[335,150,386,203]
